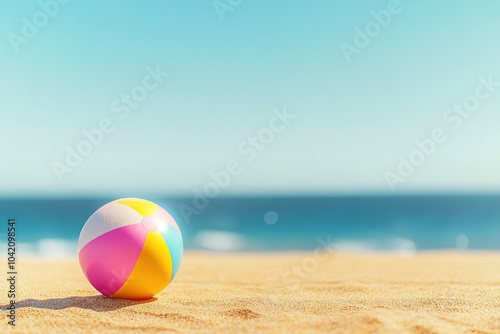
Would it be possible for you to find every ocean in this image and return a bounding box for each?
[1,195,500,258]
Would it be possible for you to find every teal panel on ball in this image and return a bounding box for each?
[160,223,183,280]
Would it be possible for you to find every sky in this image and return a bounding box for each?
[1,0,500,197]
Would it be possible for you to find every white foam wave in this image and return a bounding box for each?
[330,238,417,256]
[194,231,246,251]
[0,239,77,260]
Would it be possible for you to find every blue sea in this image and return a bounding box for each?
[1,195,500,258]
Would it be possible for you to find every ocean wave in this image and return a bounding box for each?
[0,239,77,259]
[330,238,417,256]
[194,231,246,251]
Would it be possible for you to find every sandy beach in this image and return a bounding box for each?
[2,252,500,333]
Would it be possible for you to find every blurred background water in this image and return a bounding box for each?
[2,2,500,259]
[1,195,499,258]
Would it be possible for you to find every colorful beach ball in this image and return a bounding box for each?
[78,198,183,300]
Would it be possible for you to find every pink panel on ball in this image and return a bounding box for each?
[154,206,180,232]
[78,223,147,297]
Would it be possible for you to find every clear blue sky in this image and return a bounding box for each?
[1,0,499,196]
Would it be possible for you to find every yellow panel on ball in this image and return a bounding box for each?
[116,198,158,217]
[110,231,173,300]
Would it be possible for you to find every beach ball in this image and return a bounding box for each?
[78,198,183,300]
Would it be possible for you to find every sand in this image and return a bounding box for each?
[2,252,500,333]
